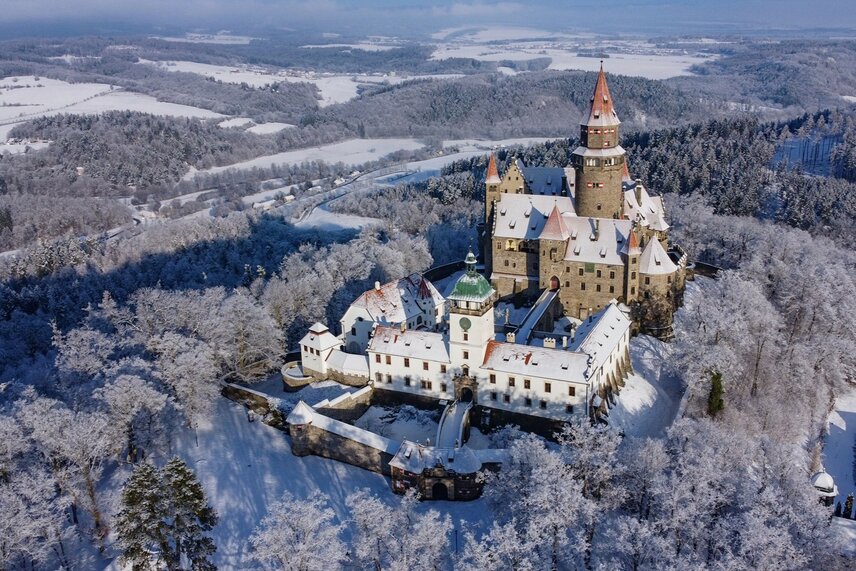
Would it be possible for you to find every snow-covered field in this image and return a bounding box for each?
[295,204,382,231]
[246,122,295,134]
[151,33,255,44]
[0,75,223,144]
[184,138,425,179]
[431,45,709,80]
[443,137,556,151]
[824,387,856,505]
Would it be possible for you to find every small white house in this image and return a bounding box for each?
[299,322,343,379]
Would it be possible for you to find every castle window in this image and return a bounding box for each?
[496,243,501,250]
[404,376,411,387]
[463,333,469,341]
[385,355,391,365]
[566,404,574,414]
[597,204,602,211]
[490,374,496,384]
[631,271,637,279]
[565,281,570,287]
[509,377,516,387]
[421,380,432,390]
[545,382,552,393]
[569,386,576,396]
[463,351,469,359]
[351,327,356,335]
[375,373,382,383]
[503,394,510,403]
[375,354,381,363]
[491,392,497,401]
[441,364,447,373]
[596,270,602,278]
[596,284,601,292]
[504,260,509,267]
[441,383,447,393]
[404,358,410,368]
[386,374,392,383]
[581,282,586,291]
[645,277,651,285]
[423,361,429,371]
[668,275,673,284]
[610,271,615,279]
[609,285,615,293]
[540,400,547,410]
[524,379,531,389]
[578,268,584,276]
[525,397,532,407]
[632,258,637,264]
[631,287,636,295]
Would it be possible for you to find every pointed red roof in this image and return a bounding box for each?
[624,228,641,255]
[540,204,570,241]
[622,159,631,181]
[585,64,620,125]
[486,153,501,184]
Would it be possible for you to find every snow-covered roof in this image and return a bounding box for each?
[286,401,399,454]
[562,217,633,266]
[325,349,370,376]
[638,238,678,276]
[350,273,444,325]
[389,440,499,474]
[569,303,631,376]
[481,340,590,381]
[521,166,567,196]
[300,323,342,352]
[367,327,450,363]
[571,145,626,158]
[493,194,576,240]
[623,183,669,232]
[811,472,838,496]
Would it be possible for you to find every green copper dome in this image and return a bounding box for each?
[449,250,494,302]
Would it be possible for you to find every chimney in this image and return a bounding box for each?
[594,219,600,240]
[507,331,516,344]
[570,326,576,342]
[400,321,406,333]
[588,310,593,323]
[635,179,643,205]
[543,337,556,349]
[562,335,568,348]
[374,281,381,291]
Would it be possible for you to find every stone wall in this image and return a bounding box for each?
[289,422,394,476]
[326,368,370,387]
[315,386,373,422]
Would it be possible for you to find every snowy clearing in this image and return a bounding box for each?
[0,75,222,131]
[151,33,255,44]
[184,138,425,179]
[608,335,684,438]
[824,386,856,504]
[300,43,398,52]
[246,122,296,134]
[831,517,856,557]
[295,204,382,231]
[443,137,556,151]
[218,117,254,128]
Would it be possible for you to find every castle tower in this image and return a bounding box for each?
[622,225,642,302]
[448,250,496,377]
[572,65,626,220]
[538,204,570,290]
[484,153,501,222]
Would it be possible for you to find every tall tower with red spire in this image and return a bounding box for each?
[572,65,626,219]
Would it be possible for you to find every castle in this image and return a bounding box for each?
[484,65,687,326]
[288,69,687,499]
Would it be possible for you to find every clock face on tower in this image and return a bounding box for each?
[459,317,471,331]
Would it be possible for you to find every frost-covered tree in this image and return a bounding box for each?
[347,488,451,571]
[249,491,345,571]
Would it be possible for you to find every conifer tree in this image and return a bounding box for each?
[834,502,842,517]
[115,459,218,570]
[707,371,725,418]
[844,493,854,520]
[161,457,219,571]
[115,462,171,570]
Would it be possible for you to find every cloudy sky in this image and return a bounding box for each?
[2,0,854,36]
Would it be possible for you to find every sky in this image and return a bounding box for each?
[1,0,855,37]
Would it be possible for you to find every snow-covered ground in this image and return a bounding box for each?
[300,43,398,52]
[151,33,255,44]
[608,334,684,438]
[831,517,856,557]
[184,138,426,179]
[246,122,296,134]
[824,386,856,505]
[0,75,223,144]
[218,117,254,128]
[443,137,556,151]
[295,204,382,231]
[355,405,440,443]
